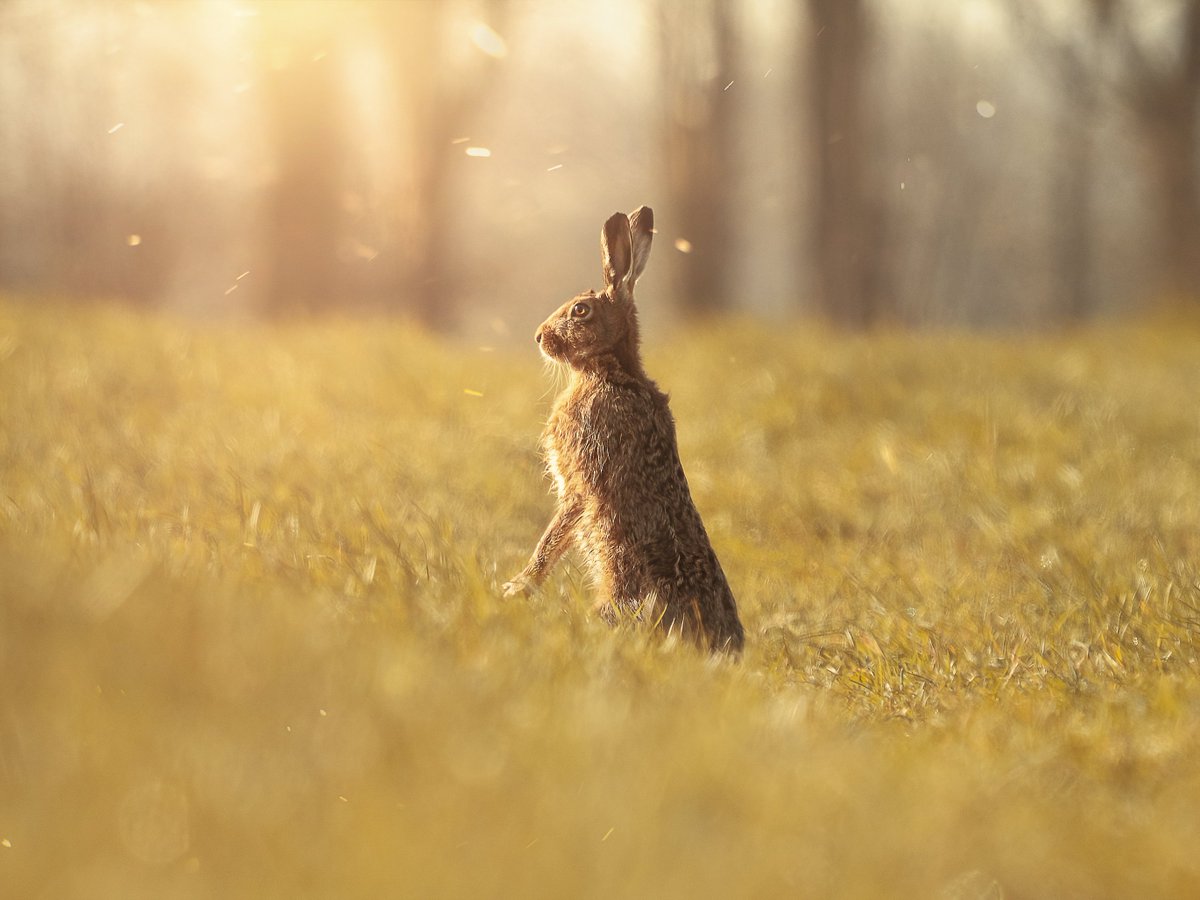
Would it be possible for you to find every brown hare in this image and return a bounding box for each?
[503,206,745,654]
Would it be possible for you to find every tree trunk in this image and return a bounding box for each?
[1056,46,1099,320]
[1116,0,1200,303]
[1138,0,1200,301]
[1145,111,1200,300]
[807,0,884,327]
[375,1,508,330]
[258,13,344,315]
[658,0,736,314]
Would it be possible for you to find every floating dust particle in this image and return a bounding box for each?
[674,238,693,254]
[127,234,141,247]
[470,21,507,58]
[465,147,491,158]
[463,389,484,398]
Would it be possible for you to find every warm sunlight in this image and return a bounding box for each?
[3,1,1200,897]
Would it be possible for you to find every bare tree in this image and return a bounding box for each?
[372,0,509,329]
[1052,1,1117,320]
[0,1,184,306]
[1019,0,1200,308]
[1122,0,1200,301]
[805,0,888,327]
[657,0,737,313]
[257,6,345,315]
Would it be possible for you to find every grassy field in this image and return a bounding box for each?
[2,300,1200,898]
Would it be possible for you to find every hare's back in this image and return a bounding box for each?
[581,383,687,497]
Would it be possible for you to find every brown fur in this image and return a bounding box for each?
[503,206,745,654]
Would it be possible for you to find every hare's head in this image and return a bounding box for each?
[536,206,654,376]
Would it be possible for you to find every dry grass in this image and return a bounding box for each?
[2,301,1200,898]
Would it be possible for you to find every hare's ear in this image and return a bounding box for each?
[627,205,654,288]
[601,212,633,294]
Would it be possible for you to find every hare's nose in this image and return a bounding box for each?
[535,330,543,344]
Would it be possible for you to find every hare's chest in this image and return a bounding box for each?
[542,407,577,498]
[544,386,623,498]
[545,445,567,497]
[542,407,592,499]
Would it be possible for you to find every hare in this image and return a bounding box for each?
[503,206,745,653]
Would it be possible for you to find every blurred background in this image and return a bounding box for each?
[1,0,1197,336]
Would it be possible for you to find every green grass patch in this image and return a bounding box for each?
[2,301,1200,897]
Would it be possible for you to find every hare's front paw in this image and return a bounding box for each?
[502,575,532,598]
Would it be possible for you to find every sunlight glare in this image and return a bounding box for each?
[470,21,508,59]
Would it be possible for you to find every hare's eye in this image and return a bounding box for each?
[571,302,591,319]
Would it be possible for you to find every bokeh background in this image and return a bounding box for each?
[6,4,1200,896]
[3,0,1198,335]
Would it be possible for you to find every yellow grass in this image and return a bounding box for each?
[2,301,1199,898]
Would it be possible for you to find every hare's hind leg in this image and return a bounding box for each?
[646,595,707,648]
[589,549,649,625]
[655,589,744,654]
[698,590,745,655]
